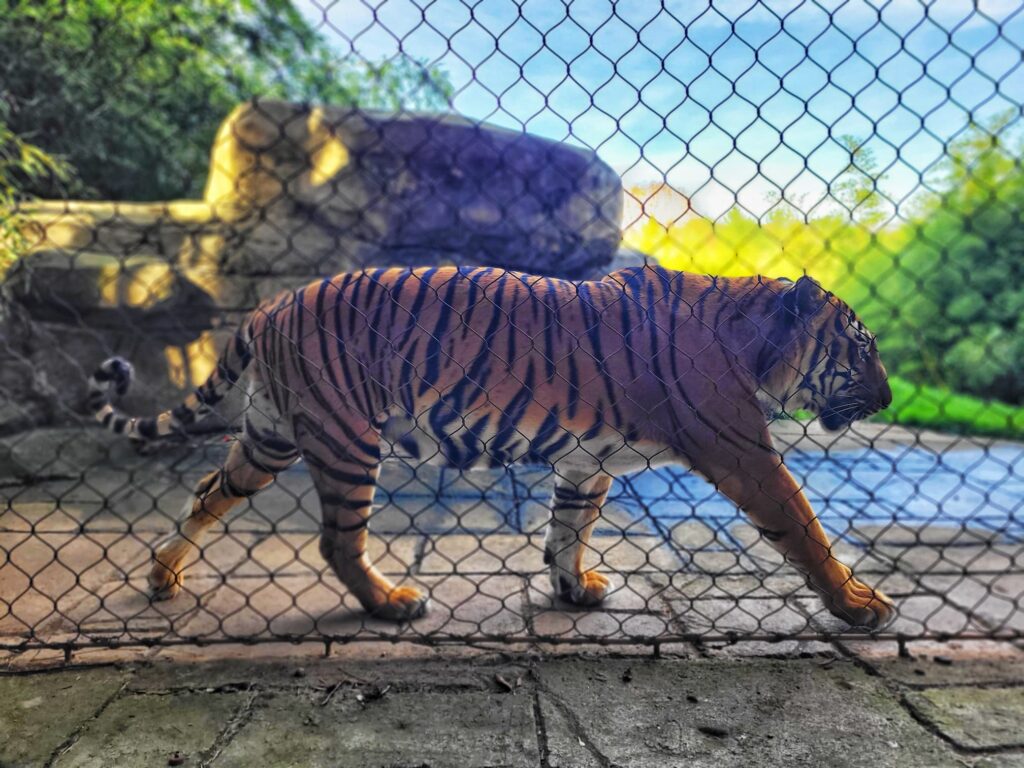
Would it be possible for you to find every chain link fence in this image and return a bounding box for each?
[1,0,1022,654]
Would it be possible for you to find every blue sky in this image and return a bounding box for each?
[295,0,1024,221]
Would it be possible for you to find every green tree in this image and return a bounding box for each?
[833,135,889,227]
[0,0,452,201]
[898,116,1024,403]
[830,114,1024,404]
[0,116,73,266]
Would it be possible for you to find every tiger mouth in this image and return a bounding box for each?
[819,400,881,431]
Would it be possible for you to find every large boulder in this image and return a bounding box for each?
[191,100,621,283]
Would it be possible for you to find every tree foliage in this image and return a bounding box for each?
[0,114,73,266]
[892,116,1024,404]
[0,0,452,201]
[628,113,1024,406]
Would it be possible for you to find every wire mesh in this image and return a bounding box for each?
[1,0,1022,653]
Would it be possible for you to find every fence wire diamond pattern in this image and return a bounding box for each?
[0,0,1022,654]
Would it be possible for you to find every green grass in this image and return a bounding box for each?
[871,377,1024,440]
[791,377,1024,439]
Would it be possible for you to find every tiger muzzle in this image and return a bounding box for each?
[876,379,893,409]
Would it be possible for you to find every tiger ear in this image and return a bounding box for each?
[781,275,827,318]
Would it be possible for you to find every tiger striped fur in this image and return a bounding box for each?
[88,265,896,628]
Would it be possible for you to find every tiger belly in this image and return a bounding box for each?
[379,412,672,477]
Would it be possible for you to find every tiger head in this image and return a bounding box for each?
[758,275,892,431]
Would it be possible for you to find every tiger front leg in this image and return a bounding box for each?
[712,453,895,630]
[544,473,614,606]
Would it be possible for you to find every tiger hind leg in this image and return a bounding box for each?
[149,384,299,600]
[149,436,293,599]
[299,425,428,621]
[544,472,614,606]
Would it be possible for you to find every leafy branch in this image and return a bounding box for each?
[0,119,73,268]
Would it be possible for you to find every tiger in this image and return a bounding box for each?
[87,265,896,628]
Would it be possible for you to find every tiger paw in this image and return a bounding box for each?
[823,578,896,630]
[370,586,430,622]
[555,570,612,607]
[148,540,189,601]
[148,560,183,601]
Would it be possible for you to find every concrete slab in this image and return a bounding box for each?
[214,690,540,768]
[801,591,983,638]
[728,519,876,576]
[22,532,263,646]
[537,694,602,768]
[864,642,1024,685]
[527,573,673,641]
[8,653,1024,766]
[128,656,525,693]
[175,573,360,641]
[663,574,814,637]
[53,691,240,767]
[3,422,1023,652]
[905,686,1024,750]
[1,527,119,636]
[672,519,761,575]
[418,531,683,577]
[172,569,532,643]
[912,570,1024,635]
[699,637,835,658]
[225,532,420,579]
[969,756,1024,768]
[411,574,529,638]
[597,532,686,572]
[0,667,126,767]
[538,658,959,767]
[884,657,1024,687]
[419,533,542,575]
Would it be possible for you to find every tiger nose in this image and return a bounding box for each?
[877,380,893,409]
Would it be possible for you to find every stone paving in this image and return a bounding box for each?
[2,643,1024,767]
[2,420,1024,766]
[1,420,1022,650]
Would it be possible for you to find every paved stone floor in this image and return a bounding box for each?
[2,420,1021,649]
[2,641,1024,767]
[2,420,1023,765]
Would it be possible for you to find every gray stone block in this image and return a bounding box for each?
[203,100,623,280]
[905,686,1024,750]
[0,668,127,767]
[215,689,540,768]
[539,658,960,767]
[53,692,238,768]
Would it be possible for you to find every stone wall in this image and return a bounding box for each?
[0,99,634,435]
